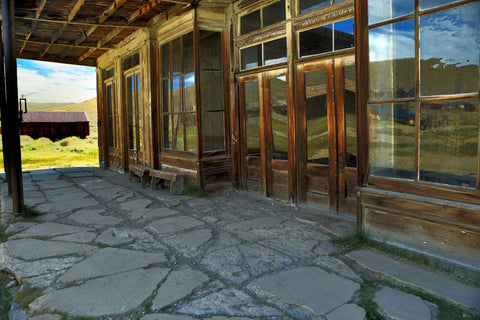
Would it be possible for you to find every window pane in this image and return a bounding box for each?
[369,103,416,179]
[420,0,461,11]
[184,73,196,112]
[306,69,329,164]
[368,0,414,25]
[183,32,194,73]
[173,114,184,151]
[264,38,287,65]
[162,79,170,113]
[107,84,114,148]
[420,98,478,188]
[172,38,181,75]
[186,114,197,152]
[241,44,262,70]
[264,0,285,27]
[163,115,171,149]
[127,76,136,150]
[369,19,415,101]
[241,10,261,35]
[200,31,222,70]
[161,43,170,77]
[202,111,225,152]
[201,71,223,111]
[137,73,142,152]
[420,2,479,96]
[172,76,182,113]
[300,0,331,14]
[344,63,357,168]
[334,19,354,51]
[300,24,333,57]
[270,76,288,160]
[245,80,260,156]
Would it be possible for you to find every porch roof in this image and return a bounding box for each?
[5,0,228,67]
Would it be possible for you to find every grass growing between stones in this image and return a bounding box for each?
[0,274,12,318]
[358,280,385,320]
[24,205,44,218]
[182,184,207,198]
[0,225,7,243]
[13,285,42,308]
[60,314,94,320]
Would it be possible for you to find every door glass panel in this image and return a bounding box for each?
[344,63,357,167]
[162,79,170,113]
[334,18,354,51]
[368,102,416,179]
[136,73,142,152]
[163,115,171,149]
[106,84,114,148]
[241,45,262,70]
[127,75,136,150]
[305,69,329,164]
[420,98,478,188]
[270,76,288,160]
[245,80,260,156]
[419,2,479,96]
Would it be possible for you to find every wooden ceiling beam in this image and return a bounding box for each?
[19,0,47,54]
[15,16,142,29]
[79,27,123,62]
[40,0,88,57]
[21,38,115,49]
[128,0,163,24]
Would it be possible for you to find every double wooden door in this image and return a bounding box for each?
[125,71,143,167]
[239,69,291,200]
[297,56,357,214]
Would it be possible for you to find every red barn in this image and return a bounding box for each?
[21,111,90,141]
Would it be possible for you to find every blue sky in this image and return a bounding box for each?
[17,59,97,104]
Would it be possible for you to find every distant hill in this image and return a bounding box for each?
[26,98,98,138]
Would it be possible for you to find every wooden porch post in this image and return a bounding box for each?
[2,0,24,214]
[0,37,13,195]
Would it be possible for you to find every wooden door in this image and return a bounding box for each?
[239,69,289,200]
[297,56,357,215]
[125,71,143,166]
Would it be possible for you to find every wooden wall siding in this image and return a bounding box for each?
[360,188,480,271]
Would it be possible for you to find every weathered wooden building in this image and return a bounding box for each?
[21,111,90,140]
[10,0,480,271]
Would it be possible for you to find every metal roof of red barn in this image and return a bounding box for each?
[22,111,89,123]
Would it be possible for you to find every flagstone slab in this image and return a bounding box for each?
[51,198,100,212]
[201,247,249,283]
[30,268,170,317]
[95,228,137,246]
[226,217,284,231]
[149,216,205,234]
[58,247,166,283]
[239,244,293,277]
[326,304,366,320]
[6,222,38,235]
[43,187,84,197]
[120,199,153,211]
[142,315,196,320]
[179,288,282,317]
[69,209,123,226]
[256,267,360,315]
[30,314,62,320]
[38,180,74,190]
[374,287,432,320]
[6,239,97,261]
[162,229,212,249]
[135,208,180,220]
[53,231,97,244]
[92,187,129,201]
[153,269,209,309]
[12,222,93,239]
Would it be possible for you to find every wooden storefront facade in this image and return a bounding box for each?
[93,0,480,271]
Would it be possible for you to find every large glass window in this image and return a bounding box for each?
[161,32,197,152]
[104,68,116,148]
[240,0,285,35]
[368,0,480,188]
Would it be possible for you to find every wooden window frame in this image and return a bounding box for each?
[357,0,480,204]
[238,0,286,36]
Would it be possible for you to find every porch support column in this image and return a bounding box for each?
[2,0,24,214]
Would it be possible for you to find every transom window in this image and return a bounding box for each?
[240,0,285,35]
[299,0,345,15]
[240,37,287,70]
[368,0,479,188]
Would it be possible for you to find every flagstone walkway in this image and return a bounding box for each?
[0,167,478,320]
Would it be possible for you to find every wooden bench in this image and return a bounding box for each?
[129,164,150,187]
[149,169,184,195]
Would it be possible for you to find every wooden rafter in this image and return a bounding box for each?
[19,0,47,54]
[40,0,87,57]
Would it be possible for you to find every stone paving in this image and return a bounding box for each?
[0,167,478,320]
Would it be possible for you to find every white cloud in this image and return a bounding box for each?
[17,60,96,103]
